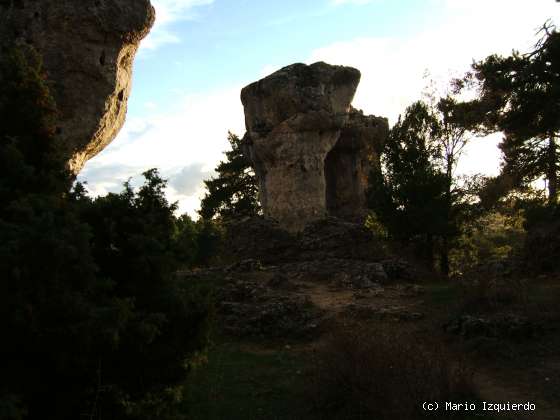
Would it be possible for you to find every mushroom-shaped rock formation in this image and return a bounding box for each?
[241,62,388,231]
[0,0,155,174]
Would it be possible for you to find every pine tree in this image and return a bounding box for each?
[369,101,449,266]
[0,45,210,419]
[369,100,474,275]
[0,44,69,202]
[199,132,260,220]
[454,23,560,204]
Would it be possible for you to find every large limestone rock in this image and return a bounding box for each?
[325,108,388,221]
[0,0,155,174]
[241,62,388,231]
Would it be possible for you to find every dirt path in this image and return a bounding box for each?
[298,280,425,317]
[280,278,560,420]
[211,262,560,420]
[472,370,560,420]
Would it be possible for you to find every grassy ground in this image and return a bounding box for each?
[180,338,498,420]
[424,278,560,420]
[181,340,312,420]
[177,276,560,419]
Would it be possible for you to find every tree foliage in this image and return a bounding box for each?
[199,132,259,220]
[450,206,526,276]
[0,45,210,419]
[0,44,68,202]
[74,170,211,418]
[453,23,560,203]
[369,102,448,262]
[368,100,474,274]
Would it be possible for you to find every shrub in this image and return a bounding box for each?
[522,204,560,274]
[459,267,529,312]
[74,171,212,417]
[450,209,526,278]
[0,44,211,418]
[307,323,476,420]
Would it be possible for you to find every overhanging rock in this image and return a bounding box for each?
[0,0,155,174]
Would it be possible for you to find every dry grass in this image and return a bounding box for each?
[460,274,529,312]
[306,322,476,420]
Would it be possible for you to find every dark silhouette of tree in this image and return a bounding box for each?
[369,101,449,267]
[0,44,69,201]
[199,132,260,220]
[369,100,474,276]
[433,96,475,274]
[0,45,210,419]
[0,44,109,419]
[173,213,200,266]
[76,170,210,417]
[453,23,560,204]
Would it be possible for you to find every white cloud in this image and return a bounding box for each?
[79,85,246,217]
[82,0,559,215]
[141,0,214,51]
[166,164,214,215]
[169,162,212,195]
[309,0,559,177]
[78,161,215,217]
[78,163,144,197]
[144,101,158,110]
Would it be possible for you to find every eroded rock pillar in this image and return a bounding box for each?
[241,62,361,231]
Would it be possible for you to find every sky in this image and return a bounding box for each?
[77,0,560,217]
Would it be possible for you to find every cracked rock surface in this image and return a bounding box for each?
[0,0,155,173]
[241,62,388,231]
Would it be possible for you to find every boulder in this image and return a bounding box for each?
[0,0,155,174]
[241,62,388,231]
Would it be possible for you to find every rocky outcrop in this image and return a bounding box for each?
[241,62,361,231]
[241,62,388,231]
[221,216,390,265]
[326,108,388,221]
[175,253,422,338]
[0,0,155,174]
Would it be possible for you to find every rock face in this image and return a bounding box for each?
[326,108,388,221]
[221,216,390,265]
[241,62,388,231]
[0,0,155,174]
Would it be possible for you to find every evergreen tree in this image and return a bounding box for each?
[0,44,69,201]
[369,101,449,265]
[199,132,259,220]
[77,170,210,418]
[369,101,473,275]
[0,44,116,419]
[0,45,210,419]
[453,23,560,204]
[433,96,474,274]
[173,213,200,266]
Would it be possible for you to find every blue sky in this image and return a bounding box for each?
[128,0,442,120]
[78,0,560,217]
